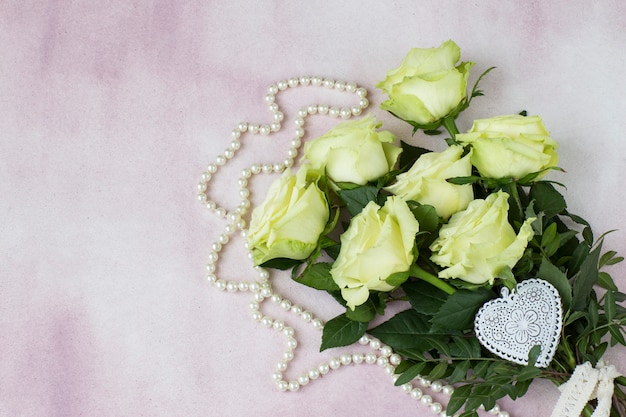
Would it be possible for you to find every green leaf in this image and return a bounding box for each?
[537,258,572,311]
[260,257,302,270]
[541,222,560,257]
[517,365,542,381]
[320,314,367,351]
[386,270,410,287]
[294,262,340,291]
[345,298,376,323]
[407,201,440,233]
[447,384,472,416]
[605,290,616,322]
[572,241,603,311]
[600,250,624,267]
[446,175,482,185]
[394,362,426,385]
[431,288,494,330]
[527,345,542,367]
[529,182,567,217]
[447,359,471,384]
[403,280,449,316]
[598,272,619,291]
[337,186,379,216]
[565,310,587,326]
[449,336,482,359]
[368,309,448,352]
[609,324,626,346]
[428,361,449,381]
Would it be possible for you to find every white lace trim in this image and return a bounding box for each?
[550,361,621,417]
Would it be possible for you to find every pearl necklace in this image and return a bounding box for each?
[197,76,510,417]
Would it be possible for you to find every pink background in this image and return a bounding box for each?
[2,1,626,416]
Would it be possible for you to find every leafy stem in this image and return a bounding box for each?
[410,264,456,295]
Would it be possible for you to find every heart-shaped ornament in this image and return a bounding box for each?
[474,278,563,368]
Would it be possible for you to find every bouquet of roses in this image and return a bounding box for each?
[245,40,626,417]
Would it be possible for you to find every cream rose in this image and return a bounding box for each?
[385,145,474,219]
[377,40,474,126]
[302,114,401,185]
[330,196,419,310]
[456,114,558,179]
[247,164,329,265]
[429,190,535,285]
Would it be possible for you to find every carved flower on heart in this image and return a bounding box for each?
[504,309,541,344]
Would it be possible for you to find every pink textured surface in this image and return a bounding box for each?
[2,1,626,416]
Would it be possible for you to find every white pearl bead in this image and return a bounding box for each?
[271,371,282,381]
[261,316,273,327]
[318,363,330,374]
[431,381,443,392]
[419,378,431,387]
[358,335,370,345]
[356,87,367,97]
[389,354,402,366]
[430,402,443,414]
[208,252,218,263]
[280,300,292,310]
[410,388,422,400]
[262,163,273,173]
[283,158,294,168]
[365,353,377,364]
[272,319,284,330]
[268,103,279,112]
[248,124,259,134]
[311,76,322,86]
[268,85,278,94]
[277,381,288,392]
[290,304,302,315]
[207,164,218,173]
[215,155,226,166]
[299,76,311,85]
[295,128,304,138]
[237,282,248,292]
[311,318,323,329]
[231,129,241,139]
[283,327,295,337]
[380,345,392,357]
[334,80,346,90]
[359,98,369,108]
[277,80,288,90]
[300,311,312,322]
[298,108,308,118]
[323,79,334,88]
[420,394,432,405]
[248,282,260,293]
[329,357,341,369]
[253,293,264,302]
[291,138,302,148]
[340,108,352,119]
[238,122,248,132]
[241,168,252,178]
[307,105,317,114]
[206,263,216,272]
[489,405,500,414]
[297,375,310,386]
[376,357,388,367]
[294,117,304,127]
[288,78,299,87]
[270,122,281,132]
[442,385,454,396]
[352,353,364,364]
[265,94,275,104]
[401,383,413,393]
[273,111,284,122]
[286,338,298,350]
[317,104,329,114]
[498,412,510,417]
[206,274,216,283]
[226,282,238,292]
[329,107,340,117]
[308,369,320,379]
[340,354,352,365]
[277,361,288,371]
[250,164,261,174]
[259,125,271,135]
[369,339,381,350]
[345,82,357,92]
[283,350,294,362]
[251,311,262,321]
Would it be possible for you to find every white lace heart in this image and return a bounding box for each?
[474,278,563,368]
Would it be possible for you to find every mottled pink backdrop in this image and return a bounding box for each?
[1,1,625,416]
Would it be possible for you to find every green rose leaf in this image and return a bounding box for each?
[407,202,440,234]
[294,262,340,292]
[431,288,494,330]
[529,182,566,217]
[260,257,303,270]
[403,279,449,316]
[320,314,368,351]
[447,384,472,416]
[345,298,377,323]
[337,185,379,216]
[369,309,449,352]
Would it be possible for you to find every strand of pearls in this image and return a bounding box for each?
[198,76,509,417]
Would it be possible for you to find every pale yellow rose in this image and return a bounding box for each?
[330,196,419,310]
[377,40,474,126]
[247,164,329,265]
[302,114,401,185]
[385,145,474,219]
[429,190,535,285]
[456,114,558,179]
